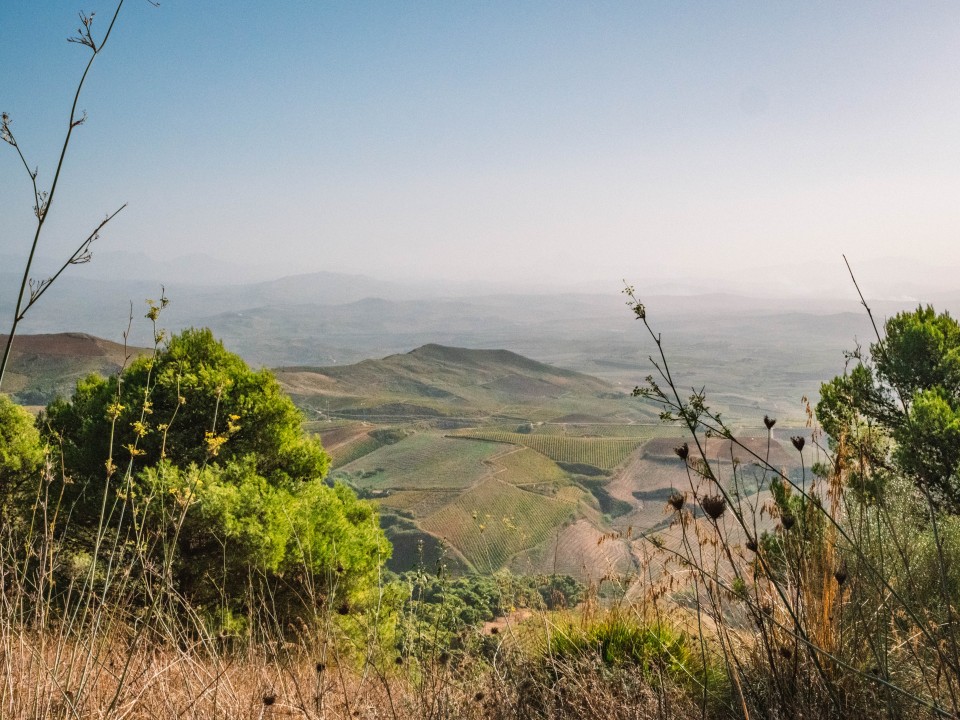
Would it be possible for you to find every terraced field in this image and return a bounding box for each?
[419,478,583,571]
[335,432,505,490]
[449,430,644,470]
[493,447,569,486]
[528,423,661,437]
[328,433,383,468]
[376,489,460,517]
[509,518,636,578]
[643,435,795,468]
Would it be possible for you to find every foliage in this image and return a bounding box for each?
[138,460,389,613]
[0,393,45,520]
[396,569,586,668]
[43,327,329,487]
[403,571,585,630]
[37,327,387,623]
[818,306,960,511]
[625,284,960,718]
[547,609,720,695]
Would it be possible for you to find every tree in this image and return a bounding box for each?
[0,394,45,522]
[40,328,388,621]
[817,305,960,512]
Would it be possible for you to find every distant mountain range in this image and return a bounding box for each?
[5,252,956,422]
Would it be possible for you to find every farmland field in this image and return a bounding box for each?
[492,447,569,486]
[419,478,583,571]
[375,489,460,517]
[509,518,637,578]
[450,430,644,470]
[327,432,384,468]
[527,423,660,437]
[335,432,505,490]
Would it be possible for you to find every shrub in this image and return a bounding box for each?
[36,328,387,626]
[0,393,45,520]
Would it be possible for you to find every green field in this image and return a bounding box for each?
[376,489,460,517]
[419,478,582,571]
[335,432,505,490]
[328,433,384,467]
[493,447,569,486]
[527,423,658,437]
[449,430,643,470]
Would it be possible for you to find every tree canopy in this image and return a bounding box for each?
[817,305,960,511]
[44,327,328,486]
[40,328,387,620]
[0,393,45,521]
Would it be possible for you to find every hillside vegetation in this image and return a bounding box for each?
[6,335,797,580]
[282,344,798,577]
[0,332,145,406]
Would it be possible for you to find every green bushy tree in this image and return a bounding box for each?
[818,305,960,512]
[39,328,388,623]
[0,393,45,522]
[44,327,328,487]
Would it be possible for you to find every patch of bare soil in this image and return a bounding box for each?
[3,332,129,358]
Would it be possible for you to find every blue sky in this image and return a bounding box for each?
[3,2,960,290]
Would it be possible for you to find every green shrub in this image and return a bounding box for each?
[36,328,388,626]
[550,611,699,681]
[0,393,45,522]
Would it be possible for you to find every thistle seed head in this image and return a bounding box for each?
[700,494,726,521]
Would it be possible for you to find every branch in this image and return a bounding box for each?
[19,205,127,319]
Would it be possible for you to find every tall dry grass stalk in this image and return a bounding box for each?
[624,282,960,720]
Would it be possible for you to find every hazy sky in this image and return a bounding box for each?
[3,2,960,291]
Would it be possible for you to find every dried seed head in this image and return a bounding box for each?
[745,538,758,553]
[834,562,848,585]
[778,646,792,659]
[667,492,685,512]
[781,513,796,530]
[763,415,776,430]
[674,442,689,461]
[262,694,276,706]
[474,691,485,702]
[700,495,726,521]
[316,662,326,673]
[337,603,350,616]
[791,436,805,452]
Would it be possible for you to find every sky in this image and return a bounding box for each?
[2,2,960,293]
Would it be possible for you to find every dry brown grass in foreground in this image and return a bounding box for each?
[0,626,702,720]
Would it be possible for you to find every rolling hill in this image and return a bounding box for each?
[0,333,145,406]
[4,333,801,580]
[276,343,650,423]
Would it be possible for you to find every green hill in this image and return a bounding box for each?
[275,343,642,423]
[5,335,727,580]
